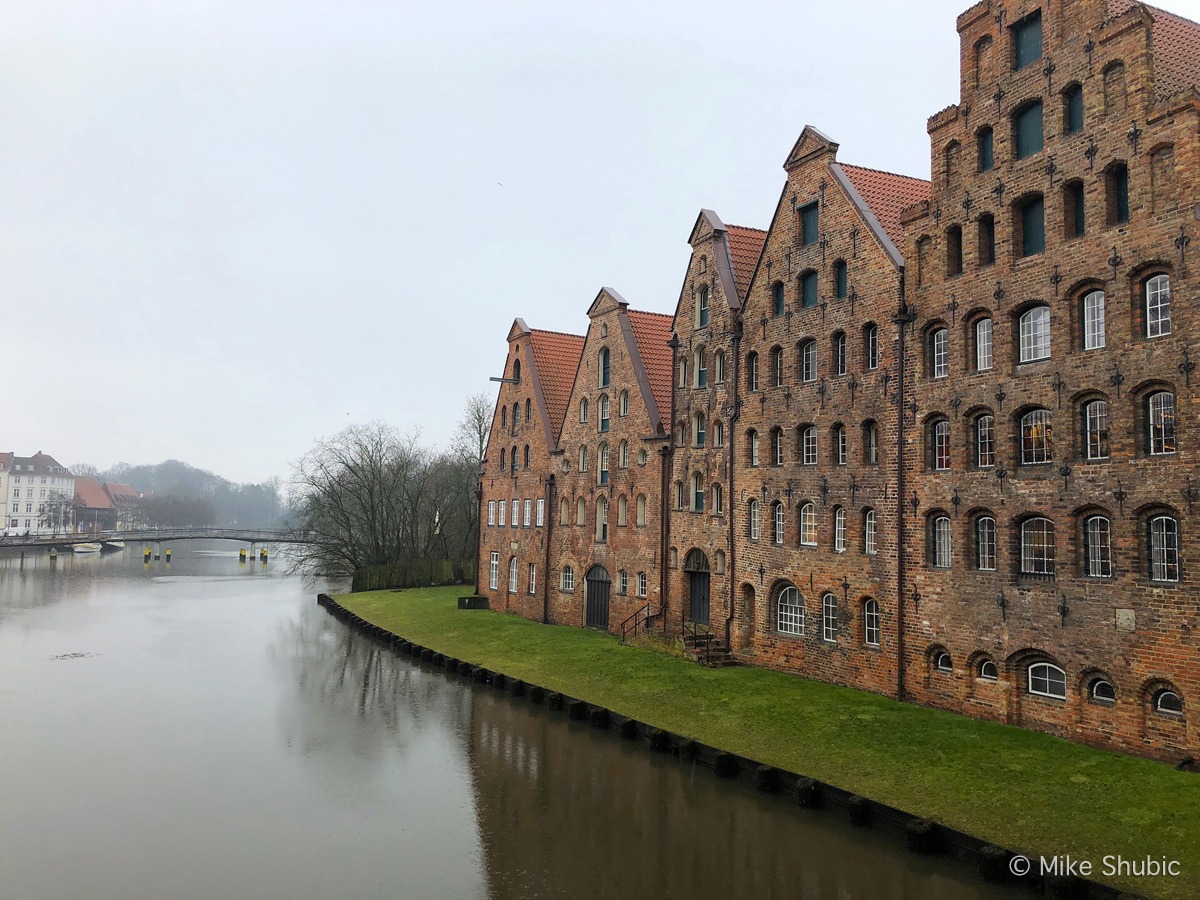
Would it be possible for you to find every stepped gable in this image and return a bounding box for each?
[529,328,585,439]
[626,310,674,421]
[725,225,767,302]
[1109,0,1200,99]
[837,163,931,255]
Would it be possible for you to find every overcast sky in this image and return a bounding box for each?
[1,0,988,484]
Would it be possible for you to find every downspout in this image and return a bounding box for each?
[892,270,913,702]
[724,320,743,651]
[663,334,680,631]
[473,478,483,595]
[543,473,556,624]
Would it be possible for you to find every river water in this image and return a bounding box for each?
[0,542,1017,899]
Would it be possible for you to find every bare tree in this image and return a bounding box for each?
[71,463,100,478]
[39,492,76,533]
[452,392,491,468]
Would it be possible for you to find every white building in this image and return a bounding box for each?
[7,452,75,535]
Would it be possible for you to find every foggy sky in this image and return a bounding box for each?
[1,0,975,484]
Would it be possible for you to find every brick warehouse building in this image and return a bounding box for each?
[477,0,1199,761]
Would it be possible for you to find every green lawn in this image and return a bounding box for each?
[339,586,1198,899]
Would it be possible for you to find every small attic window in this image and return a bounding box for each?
[699,256,707,274]
[1012,10,1042,71]
[600,324,608,338]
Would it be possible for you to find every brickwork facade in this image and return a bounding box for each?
[475,0,1200,762]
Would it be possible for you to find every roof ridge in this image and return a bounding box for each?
[838,161,930,184]
[727,224,768,234]
[628,309,674,319]
[529,327,585,340]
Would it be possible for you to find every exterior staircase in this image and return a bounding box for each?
[682,629,738,668]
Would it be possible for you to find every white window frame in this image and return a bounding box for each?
[536,498,544,527]
[1028,662,1067,699]
[863,599,879,647]
[976,516,997,571]
[523,499,531,528]
[1018,306,1051,362]
[1145,274,1171,338]
[865,325,878,370]
[932,516,952,568]
[800,502,817,547]
[975,318,993,371]
[834,507,846,552]
[1085,400,1110,460]
[932,328,949,378]
[748,499,760,541]
[1083,290,1106,349]
[773,502,784,545]
[864,509,877,555]
[802,426,817,465]
[1149,515,1180,582]
[489,552,500,590]
[822,593,838,643]
[529,563,537,594]
[776,586,804,635]
[933,420,950,470]
[488,500,496,526]
[801,341,817,383]
[1020,517,1056,575]
[508,557,519,593]
[1084,515,1112,578]
[637,572,647,598]
[562,566,575,592]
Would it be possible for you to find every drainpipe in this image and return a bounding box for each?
[892,270,913,702]
[663,334,680,631]
[473,479,483,596]
[725,320,743,651]
[543,473,556,624]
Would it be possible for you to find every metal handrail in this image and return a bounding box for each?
[620,603,651,644]
[681,609,715,660]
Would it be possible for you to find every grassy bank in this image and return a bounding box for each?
[339,586,1198,899]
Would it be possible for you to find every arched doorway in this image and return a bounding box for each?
[584,565,611,629]
[683,549,710,625]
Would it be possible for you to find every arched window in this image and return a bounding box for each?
[1020,408,1053,464]
[772,281,785,316]
[598,348,610,388]
[863,323,878,370]
[776,585,804,635]
[674,481,684,510]
[561,565,575,592]
[834,260,848,298]
[1028,662,1067,699]
[692,472,705,512]
[512,359,521,383]
[697,284,710,328]
[979,660,999,680]
[712,483,723,515]
[618,440,629,468]
[833,331,847,376]
[930,514,952,568]
[822,593,838,643]
[619,390,629,416]
[976,516,997,570]
[508,556,519,593]
[676,420,686,447]
[771,427,783,466]
[834,506,847,552]
[510,445,518,475]
[678,356,688,388]
[1013,99,1044,159]
[598,395,610,432]
[748,499,760,541]
[580,397,589,422]
[747,429,760,467]
[1083,400,1110,460]
[974,317,993,371]
[694,346,708,388]
[693,412,706,448]
[617,494,628,526]
[863,599,879,646]
[1089,678,1115,703]
[597,443,609,485]
[523,445,530,469]
[933,651,953,673]
[559,497,569,525]
[500,448,506,471]
[863,420,879,465]
[512,403,519,428]
[746,352,759,391]
[863,509,877,555]
[833,424,848,465]
[524,398,531,422]
[1145,274,1172,338]
[771,346,784,387]
[772,501,785,544]
[1020,517,1056,575]
[1147,391,1176,455]
[636,494,647,527]
[799,502,817,546]
[576,497,586,527]
[1084,515,1112,577]
[930,419,951,470]
[713,420,724,447]
[800,340,817,383]
[1082,290,1106,350]
[1018,306,1050,362]
[579,445,588,472]
[713,350,725,384]
[976,414,995,467]
[596,496,608,541]
[1154,689,1183,716]
[1148,515,1180,582]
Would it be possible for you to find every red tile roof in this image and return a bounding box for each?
[0,452,11,472]
[1109,0,1200,99]
[103,483,140,504]
[529,329,585,439]
[839,164,931,252]
[626,309,674,420]
[74,477,113,510]
[726,225,767,301]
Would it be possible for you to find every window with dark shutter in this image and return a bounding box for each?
[1013,101,1043,159]
[977,126,994,172]
[801,271,818,309]
[1012,10,1042,71]
[1063,84,1083,134]
[1018,195,1045,257]
[800,202,819,246]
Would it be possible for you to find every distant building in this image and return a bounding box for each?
[6,452,75,535]
[102,483,142,530]
[74,477,116,532]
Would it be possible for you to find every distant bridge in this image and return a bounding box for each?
[0,528,311,550]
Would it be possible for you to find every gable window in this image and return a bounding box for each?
[1064,180,1085,239]
[930,327,949,378]
[599,348,611,388]
[1147,391,1176,456]
[713,420,724,447]
[1020,517,1056,575]
[619,390,629,416]
[977,126,994,172]
[800,340,817,382]
[692,472,705,512]
[1105,163,1129,225]
[1028,662,1067,700]
[1013,101,1044,159]
[931,419,951,470]
[1084,515,1113,577]
[748,498,760,541]
[772,501,785,544]
[746,352,759,391]
[863,421,879,465]
[678,357,688,388]
[1020,408,1053,464]
[748,429,760,467]
[599,395,610,432]
[800,202,818,245]
[978,214,996,265]
[1017,194,1045,256]
[525,398,531,422]
[579,446,588,472]
[772,281,785,316]
[833,332,847,376]
[1018,306,1050,362]
[1103,62,1127,117]
[834,260,848,299]
[801,425,817,465]
[777,586,804,635]
[771,346,784,387]
[771,427,784,466]
[864,509,877,555]
[931,515,952,568]
[580,398,589,423]
[834,506,847,552]
[1063,83,1083,134]
[822,593,838,643]
[693,412,706,448]
[619,440,629,468]
[975,317,993,371]
[712,483,723,514]
[976,516,997,570]
[1145,274,1171,338]
[864,324,878,370]
[598,444,609,485]
[695,347,708,388]
[697,284,709,328]
[801,271,818,309]
[1084,399,1110,460]
[833,424,848,465]
[946,226,963,277]
[1012,10,1042,70]
[1082,290,1105,349]
[713,351,725,384]
[799,502,817,547]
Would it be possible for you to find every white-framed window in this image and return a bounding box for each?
[619,570,629,595]
[932,515,952,567]
[508,557,519,593]
[489,552,500,590]
[511,499,519,528]
[598,444,609,485]
[833,332,847,376]
[976,415,995,467]
[1155,689,1183,716]
[580,398,589,422]
[637,572,647,598]
[1148,391,1176,455]
[864,324,878,370]
[536,498,544,527]
[1020,517,1056,575]
[800,340,817,382]
[619,391,629,416]
[747,352,759,391]
[693,413,706,448]
[1028,662,1067,699]
[529,563,537,594]
[1085,400,1110,460]
[979,660,999,680]
[488,500,496,526]
[834,425,848,465]
[772,346,784,387]
[1020,409,1053,464]
[523,499,531,527]
[975,318,993,370]
[800,502,817,546]
[748,430,760,467]
[712,483,723,514]
[1084,515,1112,577]
[714,350,725,384]
[771,428,784,466]
[1149,515,1180,582]
[976,516,997,570]
[596,496,608,542]
[834,507,846,552]
[697,284,709,327]
[773,502,785,545]
[561,566,575,592]
[498,502,506,527]
[1018,306,1051,362]
[932,420,950,470]
[1089,678,1116,703]
[864,509,877,555]
[1145,274,1171,338]
[713,420,724,447]
[777,586,804,635]
[618,440,629,468]
[934,652,953,672]
[1083,290,1106,349]
[692,473,705,512]
[931,328,949,378]
[748,499,760,541]
[822,593,838,642]
[863,598,879,647]
[802,426,817,465]
[599,395,610,432]
[636,494,647,526]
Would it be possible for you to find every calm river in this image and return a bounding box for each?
[0,542,1017,899]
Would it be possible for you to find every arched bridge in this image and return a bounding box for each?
[0,528,311,550]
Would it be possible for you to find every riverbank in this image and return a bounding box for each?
[338,586,1198,899]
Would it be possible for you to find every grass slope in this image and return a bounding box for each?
[340,587,1197,899]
